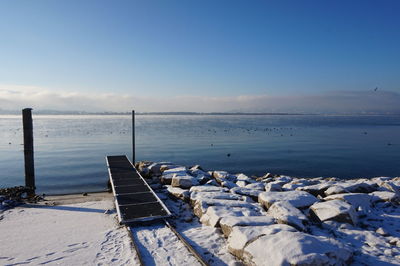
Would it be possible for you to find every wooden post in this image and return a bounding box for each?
[22,108,35,194]
[132,110,135,164]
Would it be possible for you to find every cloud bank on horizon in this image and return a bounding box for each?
[0,85,399,114]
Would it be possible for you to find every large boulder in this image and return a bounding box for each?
[213,170,230,179]
[231,187,262,201]
[324,193,371,210]
[213,171,237,183]
[324,185,349,196]
[166,186,190,201]
[171,174,199,189]
[193,199,261,218]
[310,199,358,225]
[242,230,352,266]
[221,180,238,189]
[161,167,188,184]
[236,173,255,183]
[296,183,332,197]
[258,191,319,209]
[267,201,308,231]
[378,181,400,194]
[200,206,261,227]
[344,181,379,193]
[190,168,211,184]
[264,182,282,192]
[369,191,400,204]
[190,191,242,205]
[189,185,228,193]
[227,224,296,259]
[245,182,265,191]
[220,215,275,237]
[282,179,319,191]
[236,180,248,187]
[148,162,175,176]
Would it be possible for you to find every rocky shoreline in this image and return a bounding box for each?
[136,161,400,266]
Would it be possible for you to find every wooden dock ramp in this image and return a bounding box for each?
[106,155,171,224]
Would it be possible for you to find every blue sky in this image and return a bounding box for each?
[0,0,399,112]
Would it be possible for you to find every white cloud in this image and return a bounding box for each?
[0,85,399,114]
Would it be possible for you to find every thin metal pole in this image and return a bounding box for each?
[132,110,135,164]
[22,108,35,194]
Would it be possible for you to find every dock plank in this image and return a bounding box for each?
[106,155,171,223]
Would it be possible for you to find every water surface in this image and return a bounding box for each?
[1,114,399,194]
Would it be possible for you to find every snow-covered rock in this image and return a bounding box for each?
[258,191,319,209]
[344,181,378,193]
[324,185,349,196]
[296,183,331,197]
[324,193,372,210]
[236,180,247,187]
[190,168,211,184]
[189,185,228,193]
[281,179,319,190]
[190,191,242,205]
[213,171,230,179]
[245,182,265,191]
[171,174,199,189]
[236,173,254,183]
[193,199,261,218]
[310,199,358,225]
[231,187,261,201]
[213,171,237,183]
[148,162,175,176]
[159,164,182,173]
[242,230,352,266]
[267,201,308,231]
[161,167,188,184]
[166,186,190,201]
[264,182,282,192]
[219,216,275,237]
[378,181,400,194]
[221,180,238,189]
[369,191,400,204]
[275,176,293,184]
[227,224,296,258]
[200,206,261,227]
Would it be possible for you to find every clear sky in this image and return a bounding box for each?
[0,0,399,113]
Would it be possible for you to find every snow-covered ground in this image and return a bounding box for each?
[2,161,400,266]
[0,200,138,266]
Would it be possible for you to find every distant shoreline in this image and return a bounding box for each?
[1,111,399,116]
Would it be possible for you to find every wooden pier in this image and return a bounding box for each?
[106,155,171,223]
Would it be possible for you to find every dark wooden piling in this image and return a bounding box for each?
[132,110,135,164]
[22,108,35,194]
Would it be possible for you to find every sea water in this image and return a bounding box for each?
[1,114,399,194]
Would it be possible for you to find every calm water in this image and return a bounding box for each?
[1,114,399,194]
